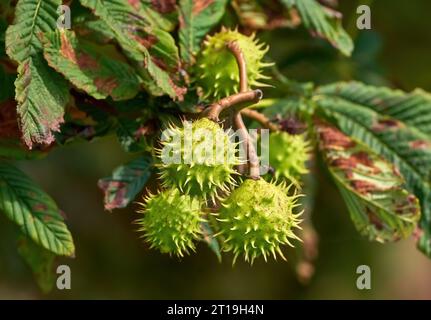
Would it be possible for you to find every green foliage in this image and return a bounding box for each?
[178,0,229,64]
[18,237,56,293]
[6,0,69,148]
[79,0,185,100]
[315,82,431,255]
[14,55,69,148]
[42,30,141,101]
[98,157,153,210]
[0,162,75,256]
[232,0,295,30]
[316,122,420,242]
[6,0,61,63]
[281,0,353,56]
[319,81,431,139]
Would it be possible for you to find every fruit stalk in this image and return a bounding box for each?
[206,90,262,121]
[227,40,261,179]
[241,109,279,131]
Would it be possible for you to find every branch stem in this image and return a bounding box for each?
[234,112,261,178]
[206,90,262,121]
[227,40,261,179]
[241,109,279,131]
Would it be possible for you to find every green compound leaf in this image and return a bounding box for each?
[318,81,431,140]
[232,0,298,30]
[281,0,353,56]
[18,236,56,293]
[98,157,153,211]
[6,0,69,148]
[14,54,69,149]
[80,0,185,100]
[0,162,75,256]
[149,27,181,72]
[315,84,431,256]
[42,30,140,101]
[316,121,420,242]
[5,0,61,63]
[178,0,228,64]
[78,20,180,73]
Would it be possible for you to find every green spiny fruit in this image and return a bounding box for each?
[136,188,204,257]
[158,118,240,199]
[196,27,272,100]
[217,178,303,264]
[268,132,311,187]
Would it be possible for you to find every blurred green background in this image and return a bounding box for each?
[1,0,431,299]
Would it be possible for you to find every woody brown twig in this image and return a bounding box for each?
[226,41,261,179]
[206,40,263,122]
[227,41,248,93]
[206,90,262,121]
[241,109,279,132]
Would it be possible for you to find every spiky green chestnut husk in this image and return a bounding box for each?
[268,132,311,186]
[158,118,239,199]
[217,179,302,264]
[196,28,271,100]
[136,188,203,257]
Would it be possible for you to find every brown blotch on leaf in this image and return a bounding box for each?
[233,1,301,31]
[152,56,169,71]
[350,151,374,167]
[168,78,187,102]
[410,140,431,150]
[407,194,418,204]
[351,180,379,194]
[94,77,118,96]
[330,152,379,174]
[60,32,78,62]
[371,97,386,108]
[331,158,356,170]
[128,0,141,11]
[135,34,158,50]
[98,180,128,211]
[372,118,402,132]
[134,121,156,140]
[318,125,356,150]
[60,32,99,70]
[151,0,176,13]
[33,203,48,212]
[366,208,384,231]
[193,0,214,15]
[76,53,99,70]
[42,215,53,222]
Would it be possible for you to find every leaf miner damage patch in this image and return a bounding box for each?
[317,121,420,242]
